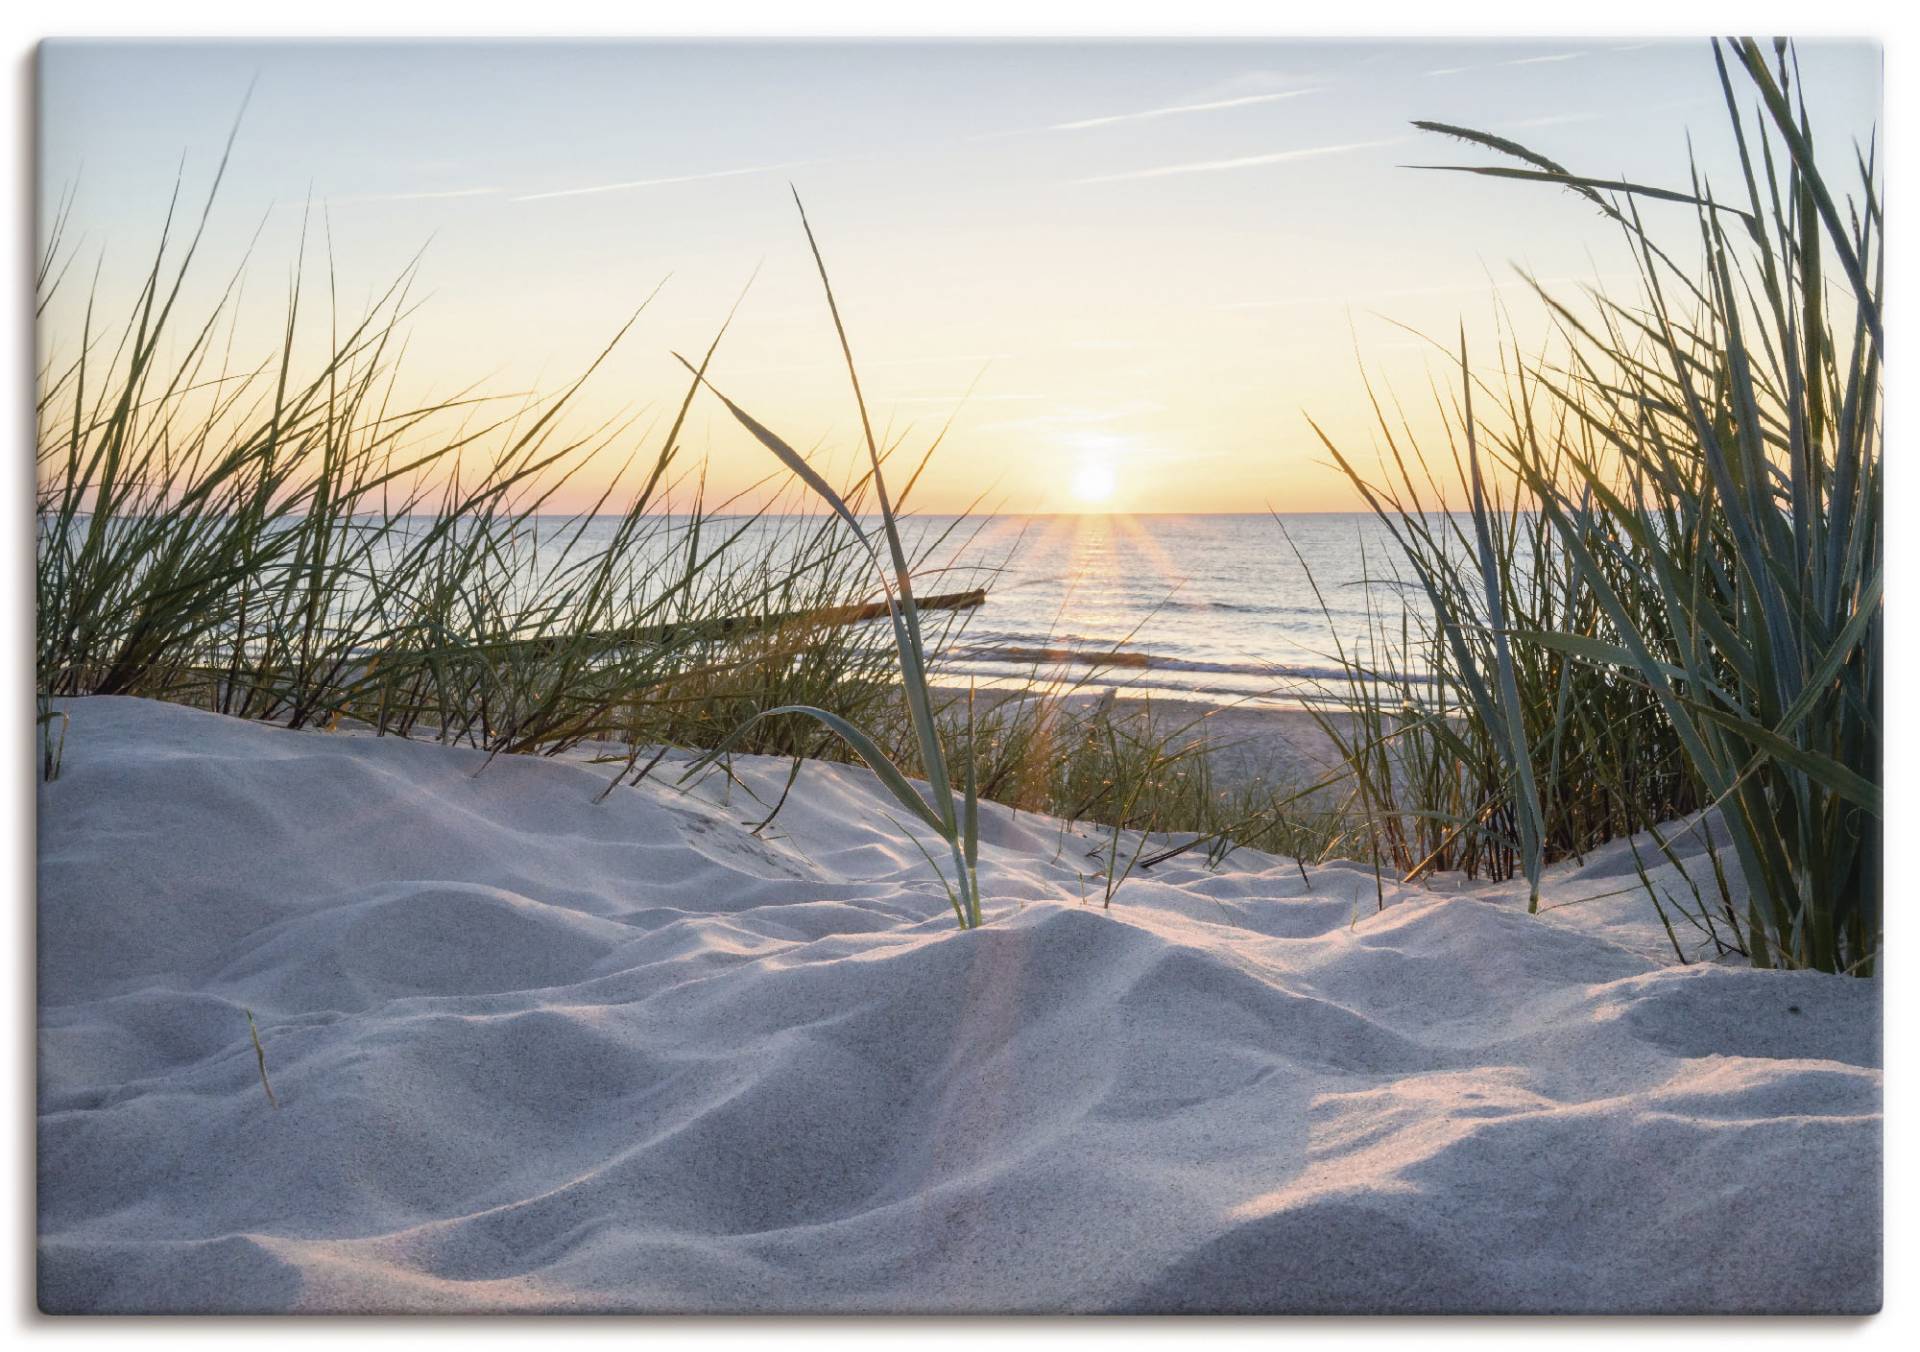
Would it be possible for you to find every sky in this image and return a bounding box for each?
[37,38,1882,515]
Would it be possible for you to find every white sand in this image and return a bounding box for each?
[38,696,1880,1314]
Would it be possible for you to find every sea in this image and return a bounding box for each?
[356,510,1442,710]
[560,511,1438,707]
[914,513,1432,707]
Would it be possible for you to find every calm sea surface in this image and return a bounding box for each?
[918,513,1430,705]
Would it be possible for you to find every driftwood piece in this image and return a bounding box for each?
[539,587,987,653]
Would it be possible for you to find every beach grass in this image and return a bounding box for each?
[33,144,972,772]
[1316,37,1880,972]
[674,194,988,927]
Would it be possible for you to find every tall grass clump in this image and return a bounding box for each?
[1320,37,1880,973]
[1306,358,1704,901]
[679,194,985,929]
[34,143,920,765]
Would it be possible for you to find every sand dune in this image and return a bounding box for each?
[37,697,1880,1313]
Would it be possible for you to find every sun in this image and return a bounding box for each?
[1071,458,1117,506]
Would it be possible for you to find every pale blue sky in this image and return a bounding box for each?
[37,39,1882,512]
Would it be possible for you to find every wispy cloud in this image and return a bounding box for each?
[1050,89,1316,132]
[293,185,503,209]
[1186,68,1330,100]
[512,162,806,203]
[1503,97,1711,132]
[1427,47,1602,78]
[1072,137,1405,186]
[377,186,501,202]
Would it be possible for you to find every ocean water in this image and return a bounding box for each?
[918,513,1430,705]
[350,511,1438,708]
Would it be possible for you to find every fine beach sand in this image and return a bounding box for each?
[37,696,1881,1314]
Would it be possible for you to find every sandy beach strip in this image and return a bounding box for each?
[37,696,1880,1313]
[935,682,1355,795]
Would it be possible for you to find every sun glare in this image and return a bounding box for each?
[1071,459,1117,506]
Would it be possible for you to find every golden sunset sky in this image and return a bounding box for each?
[38,39,1880,514]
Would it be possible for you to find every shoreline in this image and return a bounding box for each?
[933,682,1353,796]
